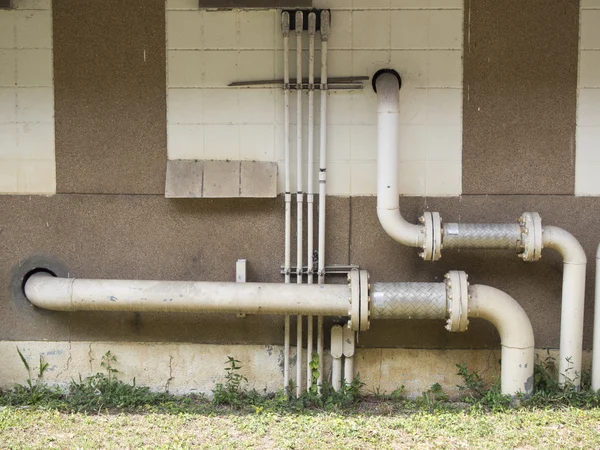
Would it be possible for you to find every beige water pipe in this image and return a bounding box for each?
[374,70,586,388]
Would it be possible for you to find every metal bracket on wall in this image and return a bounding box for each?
[280,264,359,276]
[283,8,329,31]
[229,76,368,91]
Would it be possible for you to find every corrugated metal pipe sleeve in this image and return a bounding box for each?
[374,67,586,388]
[24,270,534,397]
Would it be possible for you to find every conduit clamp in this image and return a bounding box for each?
[445,270,470,332]
[420,211,443,261]
[519,212,543,262]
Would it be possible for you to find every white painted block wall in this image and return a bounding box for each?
[577,0,600,195]
[166,0,463,196]
[0,0,55,195]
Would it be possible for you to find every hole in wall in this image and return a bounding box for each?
[21,267,57,297]
[371,68,402,93]
[11,255,69,316]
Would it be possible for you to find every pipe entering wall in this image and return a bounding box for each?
[375,71,425,249]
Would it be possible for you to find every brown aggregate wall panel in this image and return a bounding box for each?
[1,194,599,350]
[462,0,579,194]
[0,195,349,345]
[53,0,167,195]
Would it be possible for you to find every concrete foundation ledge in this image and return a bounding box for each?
[0,342,590,399]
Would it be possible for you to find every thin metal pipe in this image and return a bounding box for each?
[317,10,330,388]
[331,324,343,391]
[281,11,291,397]
[306,12,316,392]
[294,11,304,398]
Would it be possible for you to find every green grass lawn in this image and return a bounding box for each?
[1,404,600,449]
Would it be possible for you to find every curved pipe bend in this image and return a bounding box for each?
[376,72,425,248]
[469,284,535,397]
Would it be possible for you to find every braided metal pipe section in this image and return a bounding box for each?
[442,223,522,250]
[371,282,446,320]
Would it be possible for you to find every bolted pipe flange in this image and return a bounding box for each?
[349,269,361,331]
[359,270,370,331]
[519,212,542,262]
[420,211,442,261]
[445,270,470,332]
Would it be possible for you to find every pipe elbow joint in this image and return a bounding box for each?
[377,207,424,249]
[542,226,587,265]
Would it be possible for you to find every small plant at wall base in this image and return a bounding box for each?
[212,356,250,407]
[100,350,119,381]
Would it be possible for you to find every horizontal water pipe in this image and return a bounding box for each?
[25,271,533,395]
[24,273,352,316]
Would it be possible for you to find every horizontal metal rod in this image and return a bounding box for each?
[229,76,369,87]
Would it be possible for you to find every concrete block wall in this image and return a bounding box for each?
[577,0,600,195]
[166,0,463,196]
[0,0,54,194]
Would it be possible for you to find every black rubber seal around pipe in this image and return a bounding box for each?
[372,68,402,93]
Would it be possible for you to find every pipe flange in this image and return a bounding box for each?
[420,211,442,261]
[348,269,361,331]
[359,270,370,331]
[444,270,469,332]
[519,212,542,262]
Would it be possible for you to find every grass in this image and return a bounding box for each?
[2,351,600,448]
[1,404,600,449]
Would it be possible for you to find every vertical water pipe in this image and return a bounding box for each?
[593,243,600,391]
[295,11,304,397]
[281,11,291,397]
[306,12,317,392]
[317,10,330,388]
[542,226,587,387]
[375,71,425,248]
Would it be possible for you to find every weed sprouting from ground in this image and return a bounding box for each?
[212,356,251,407]
[3,349,600,415]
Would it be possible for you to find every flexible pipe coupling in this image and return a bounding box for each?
[369,271,469,333]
